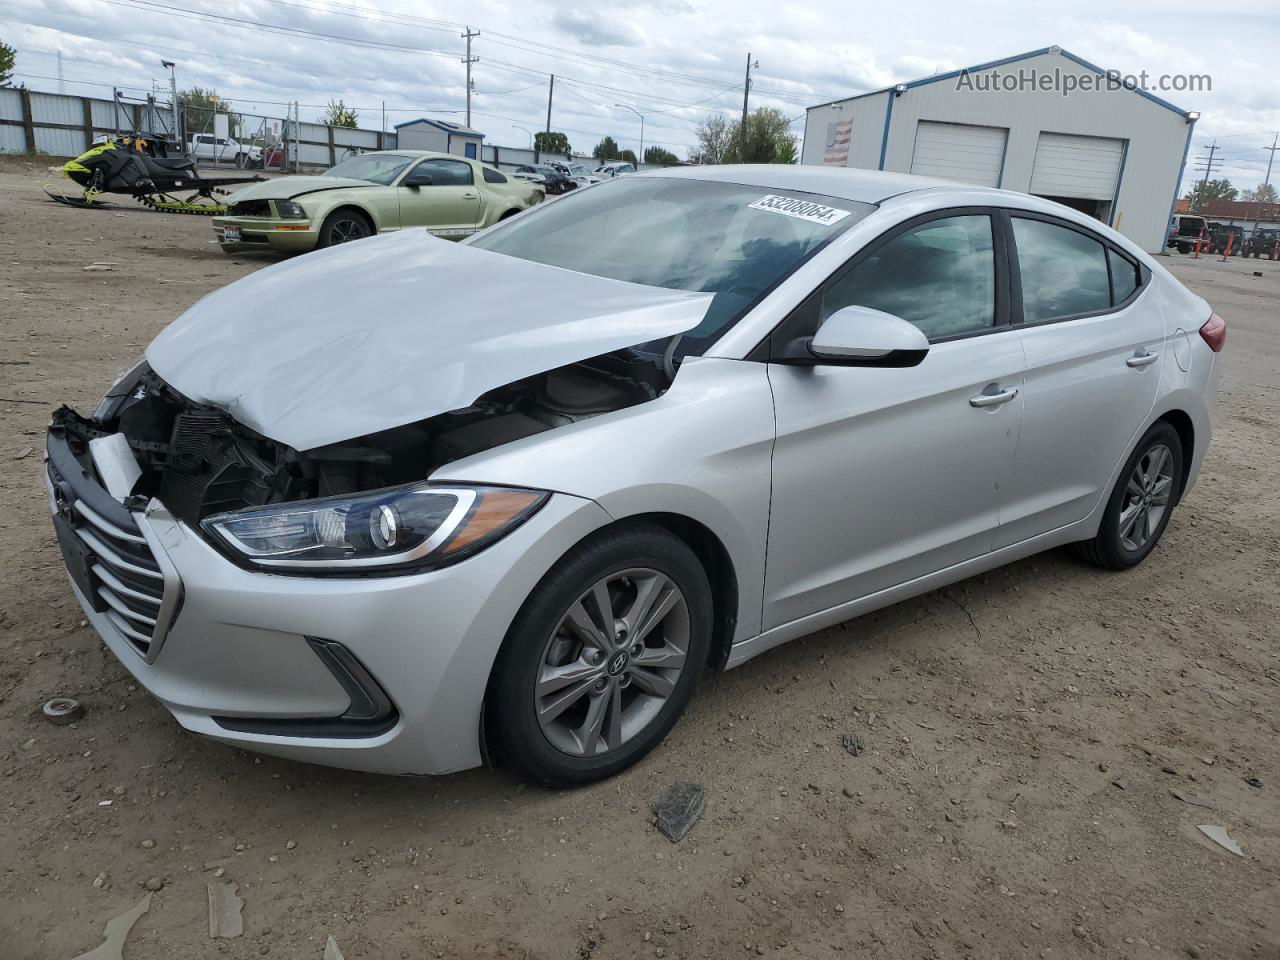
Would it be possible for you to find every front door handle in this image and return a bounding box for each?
[462,192,478,199]
[969,387,1019,408]
[1126,351,1159,368]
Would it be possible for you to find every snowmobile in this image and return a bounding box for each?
[43,135,264,215]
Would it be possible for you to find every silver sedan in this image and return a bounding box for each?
[46,166,1222,786]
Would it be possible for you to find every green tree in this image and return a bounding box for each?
[592,135,621,161]
[620,148,637,164]
[724,107,797,164]
[694,114,732,164]
[0,39,15,87]
[178,87,231,139]
[322,99,358,128]
[533,131,571,158]
[1186,178,1237,212]
[1240,182,1279,204]
[643,145,679,165]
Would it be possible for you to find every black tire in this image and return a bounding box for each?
[487,522,712,787]
[499,208,520,220]
[1072,421,1184,571]
[234,152,247,169]
[317,208,373,248]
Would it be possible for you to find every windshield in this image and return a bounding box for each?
[324,154,414,185]
[469,176,872,353]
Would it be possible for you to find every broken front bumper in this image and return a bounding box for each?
[211,216,318,253]
[45,424,612,775]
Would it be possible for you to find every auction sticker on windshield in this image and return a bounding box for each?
[748,194,851,226]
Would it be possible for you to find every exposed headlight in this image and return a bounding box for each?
[202,483,547,572]
[274,200,307,219]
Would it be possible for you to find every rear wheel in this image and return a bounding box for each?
[1072,422,1183,570]
[487,523,712,787]
[318,209,373,248]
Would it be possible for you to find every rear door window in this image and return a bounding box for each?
[1108,248,1139,304]
[1011,218,1110,323]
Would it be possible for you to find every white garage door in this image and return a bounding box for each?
[909,121,1008,187]
[1030,132,1125,200]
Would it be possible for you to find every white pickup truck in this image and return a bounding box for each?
[188,134,263,168]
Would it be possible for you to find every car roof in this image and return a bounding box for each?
[639,164,965,203]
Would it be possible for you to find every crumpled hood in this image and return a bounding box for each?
[146,230,712,450]
[226,176,374,202]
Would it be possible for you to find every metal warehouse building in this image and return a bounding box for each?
[803,47,1197,252]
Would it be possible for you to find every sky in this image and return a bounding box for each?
[2,0,1278,192]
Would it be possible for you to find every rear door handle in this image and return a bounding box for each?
[1126,351,1159,368]
[462,192,478,199]
[969,387,1018,408]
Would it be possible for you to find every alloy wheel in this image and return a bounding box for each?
[535,568,690,757]
[1118,442,1174,552]
[330,218,369,244]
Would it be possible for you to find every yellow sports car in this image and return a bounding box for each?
[212,150,544,254]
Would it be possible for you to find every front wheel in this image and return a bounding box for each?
[1072,422,1183,570]
[487,523,712,787]
[317,209,373,247]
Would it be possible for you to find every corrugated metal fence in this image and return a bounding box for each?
[1,85,674,173]
[0,87,398,169]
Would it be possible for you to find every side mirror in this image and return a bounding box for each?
[781,305,930,367]
[403,173,433,188]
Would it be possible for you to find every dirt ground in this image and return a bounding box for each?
[1,153,1277,960]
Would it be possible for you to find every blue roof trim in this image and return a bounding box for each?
[393,117,484,138]
[1055,49,1188,118]
[809,46,1192,118]
[899,46,1057,93]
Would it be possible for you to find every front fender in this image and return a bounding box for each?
[303,190,395,231]
[430,357,776,643]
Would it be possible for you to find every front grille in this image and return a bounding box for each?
[71,499,169,656]
[228,198,271,217]
[46,433,181,661]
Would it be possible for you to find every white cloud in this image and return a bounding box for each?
[0,0,1273,178]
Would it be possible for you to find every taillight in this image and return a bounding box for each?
[1199,313,1227,353]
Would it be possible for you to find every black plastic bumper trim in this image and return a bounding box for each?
[212,638,399,739]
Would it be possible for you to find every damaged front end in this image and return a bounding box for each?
[56,350,669,573]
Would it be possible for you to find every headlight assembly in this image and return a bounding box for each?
[274,200,307,219]
[202,484,547,572]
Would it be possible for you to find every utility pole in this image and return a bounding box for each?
[57,51,65,93]
[545,74,555,133]
[739,53,756,163]
[460,27,479,128]
[538,73,554,160]
[1262,132,1279,191]
[162,60,178,143]
[1195,139,1221,187]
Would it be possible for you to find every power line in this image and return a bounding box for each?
[241,0,836,102]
